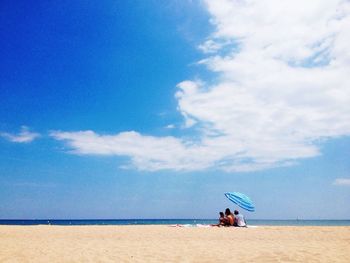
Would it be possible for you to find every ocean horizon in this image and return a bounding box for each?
[1,219,350,226]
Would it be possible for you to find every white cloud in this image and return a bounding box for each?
[50,130,214,171]
[165,124,176,129]
[0,126,40,143]
[198,39,231,53]
[333,178,350,186]
[52,0,350,172]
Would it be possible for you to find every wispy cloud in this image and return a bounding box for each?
[165,124,176,129]
[333,178,350,186]
[51,0,350,172]
[50,130,214,171]
[0,126,40,143]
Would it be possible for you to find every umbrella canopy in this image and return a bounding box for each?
[224,192,255,212]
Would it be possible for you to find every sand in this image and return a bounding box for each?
[0,225,349,262]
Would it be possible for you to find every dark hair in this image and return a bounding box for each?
[219,212,224,217]
[225,208,231,215]
[234,210,239,215]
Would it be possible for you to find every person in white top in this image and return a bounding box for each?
[233,210,247,227]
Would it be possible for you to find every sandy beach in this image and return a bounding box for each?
[0,225,349,262]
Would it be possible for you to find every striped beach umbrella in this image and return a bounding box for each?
[224,192,255,212]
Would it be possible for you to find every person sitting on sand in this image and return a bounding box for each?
[233,210,247,227]
[224,208,235,226]
[212,212,226,227]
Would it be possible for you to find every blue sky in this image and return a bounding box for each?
[1,0,350,219]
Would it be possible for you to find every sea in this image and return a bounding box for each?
[0,219,350,226]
